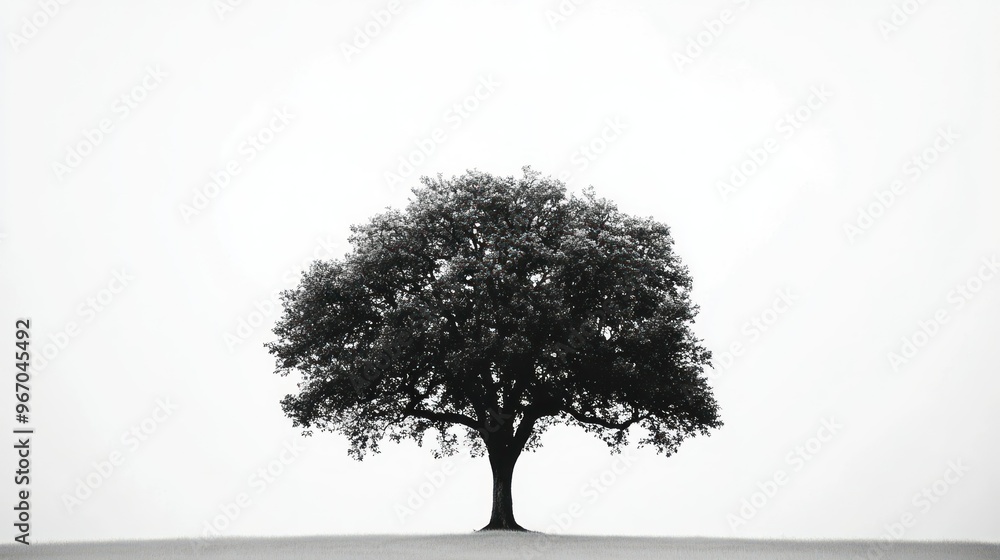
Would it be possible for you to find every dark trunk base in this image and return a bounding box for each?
[477,520,528,532]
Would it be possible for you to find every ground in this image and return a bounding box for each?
[2,534,997,559]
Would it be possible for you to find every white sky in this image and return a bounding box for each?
[2,0,999,545]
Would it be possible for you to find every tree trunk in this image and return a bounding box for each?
[480,450,526,531]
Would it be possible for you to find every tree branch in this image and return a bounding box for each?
[403,400,479,430]
[510,411,538,452]
[564,406,644,431]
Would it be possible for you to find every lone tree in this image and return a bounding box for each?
[267,168,721,531]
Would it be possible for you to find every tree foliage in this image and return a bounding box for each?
[267,167,722,464]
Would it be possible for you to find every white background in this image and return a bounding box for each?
[1,0,998,544]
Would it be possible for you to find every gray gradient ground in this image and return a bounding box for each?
[3,534,998,560]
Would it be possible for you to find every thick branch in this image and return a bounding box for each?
[403,401,479,430]
[565,406,645,431]
[511,411,539,452]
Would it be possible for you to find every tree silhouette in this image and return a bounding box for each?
[267,167,722,530]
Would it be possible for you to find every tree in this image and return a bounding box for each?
[267,167,722,531]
